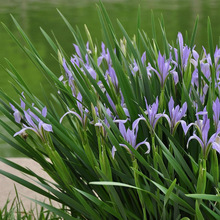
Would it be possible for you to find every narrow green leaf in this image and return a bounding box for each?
[155,134,195,192]
[190,15,199,49]
[186,194,220,202]
[207,17,214,65]
[10,15,41,58]
[40,28,58,53]
[73,188,122,220]
[28,198,77,220]
[164,179,176,206]
[152,181,195,214]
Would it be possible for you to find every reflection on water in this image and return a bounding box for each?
[1,0,220,156]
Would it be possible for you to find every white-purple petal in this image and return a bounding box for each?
[41,123,53,132]
[60,110,82,124]
[42,107,47,117]
[181,121,193,135]
[10,103,17,112]
[73,44,82,58]
[13,110,22,123]
[20,99,25,109]
[14,126,37,137]
[187,133,204,149]
[168,96,174,117]
[135,139,151,154]
[24,111,38,129]
[111,146,117,159]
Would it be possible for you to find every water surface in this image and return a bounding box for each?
[1,0,220,156]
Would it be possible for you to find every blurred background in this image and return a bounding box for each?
[1,0,220,157]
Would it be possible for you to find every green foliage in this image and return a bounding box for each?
[0,2,220,219]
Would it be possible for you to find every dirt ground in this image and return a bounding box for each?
[0,158,60,212]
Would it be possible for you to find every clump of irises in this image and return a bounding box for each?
[1,5,220,220]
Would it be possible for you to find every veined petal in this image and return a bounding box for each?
[42,107,47,117]
[13,110,22,123]
[119,122,127,140]
[113,118,128,124]
[147,63,161,82]
[180,102,187,118]
[20,99,25,109]
[73,44,82,58]
[202,118,210,145]
[153,113,170,129]
[106,93,116,113]
[207,133,218,147]
[181,121,194,135]
[28,108,41,122]
[41,122,53,132]
[10,103,17,111]
[141,52,146,64]
[59,75,64,81]
[178,32,183,54]
[111,146,117,159]
[60,110,82,124]
[168,96,174,117]
[213,97,220,128]
[127,128,136,147]
[14,126,37,137]
[119,143,131,153]
[123,107,130,118]
[77,92,83,112]
[63,58,72,77]
[212,142,220,154]
[135,139,151,154]
[94,120,103,127]
[24,111,38,130]
[132,117,145,131]
[192,49,199,61]
[170,69,179,84]
[187,133,204,149]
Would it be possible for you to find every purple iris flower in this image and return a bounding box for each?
[94,107,114,138]
[141,97,169,132]
[70,45,97,81]
[202,46,220,80]
[167,97,187,134]
[85,54,97,80]
[141,52,146,65]
[95,107,112,128]
[60,92,88,127]
[73,44,82,59]
[131,59,139,75]
[212,136,220,154]
[10,96,25,124]
[203,46,220,68]
[187,108,220,155]
[97,42,111,66]
[112,118,150,158]
[173,32,191,74]
[191,62,210,87]
[14,106,52,141]
[130,52,146,75]
[106,64,118,90]
[212,97,220,131]
[106,93,116,113]
[147,52,178,88]
[63,58,76,96]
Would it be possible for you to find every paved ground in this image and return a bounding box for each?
[0,158,60,212]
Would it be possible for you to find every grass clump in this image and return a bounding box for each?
[0,2,220,220]
[0,188,61,220]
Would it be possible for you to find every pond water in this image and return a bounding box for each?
[1,0,220,157]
